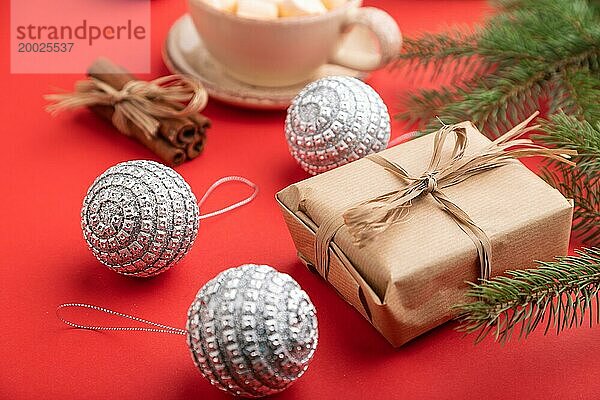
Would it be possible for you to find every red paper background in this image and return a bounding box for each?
[1,1,599,399]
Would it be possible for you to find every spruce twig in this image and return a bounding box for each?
[542,166,600,244]
[396,0,600,134]
[536,114,600,244]
[455,248,600,343]
[396,0,600,243]
[537,114,600,174]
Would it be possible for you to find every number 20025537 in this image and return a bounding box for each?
[17,42,74,52]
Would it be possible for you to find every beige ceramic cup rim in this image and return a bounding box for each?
[189,0,362,25]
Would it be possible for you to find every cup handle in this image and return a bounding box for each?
[329,7,402,71]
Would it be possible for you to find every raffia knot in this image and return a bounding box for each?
[419,172,439,195]
[110,87,130,105]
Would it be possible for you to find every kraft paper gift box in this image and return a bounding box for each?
[276,119,573,347]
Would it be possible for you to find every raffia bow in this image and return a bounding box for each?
[342,112,577,280]
[46,75,208,140]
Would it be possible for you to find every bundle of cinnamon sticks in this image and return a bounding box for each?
[87,58,209,166]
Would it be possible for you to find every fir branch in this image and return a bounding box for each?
[455,248,600,343]
[401,66,549,136]
[536,114,600,244]
[398,87,463,128]
[397,29,478,63]
[537,113,600,173]
[560,68,600,122]
[543,166,600,244]
[397,0,600,243]
[492,0,533,11]
[397,0,600,135]
[395,29,482,83]
[451,63,548,135]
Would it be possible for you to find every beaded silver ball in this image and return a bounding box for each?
[186,264,318,398]
[285,75,391,175]
[81,160,199,277]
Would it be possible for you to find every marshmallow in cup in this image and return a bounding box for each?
[202,0,344,18]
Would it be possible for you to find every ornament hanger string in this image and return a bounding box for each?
[198,176,258,220]
[56,303,186,336]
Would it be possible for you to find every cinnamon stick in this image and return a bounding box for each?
[186,132,206,159]
[87,57,209,165]
[91,105,187,166]
[189,113,211,131]
[160,118,197,147]
[190,113,209,156]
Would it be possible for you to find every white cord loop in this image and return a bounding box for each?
[56,303,186,336]
[198,176,259,220]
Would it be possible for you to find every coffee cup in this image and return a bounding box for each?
[188,0,401,87]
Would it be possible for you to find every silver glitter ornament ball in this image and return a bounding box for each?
[81,160,199,277]
[186,264,318,398]
[285,75,391,175]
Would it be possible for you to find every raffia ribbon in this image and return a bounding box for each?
[46,75,208,140]
[316,112,577,282]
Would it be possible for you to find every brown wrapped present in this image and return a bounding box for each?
[276,114,575,347]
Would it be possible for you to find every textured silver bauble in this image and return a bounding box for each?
[81,160,199,277]
[186,264,318,398]
[285,75,391,175]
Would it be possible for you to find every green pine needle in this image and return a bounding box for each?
[455,248,600,343]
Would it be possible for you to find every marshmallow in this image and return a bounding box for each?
[279,0,327,17]
[236,0,279,20]
[203,0,237,13]
[322,0,346,10]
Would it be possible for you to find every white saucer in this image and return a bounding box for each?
[163,14,367,110]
